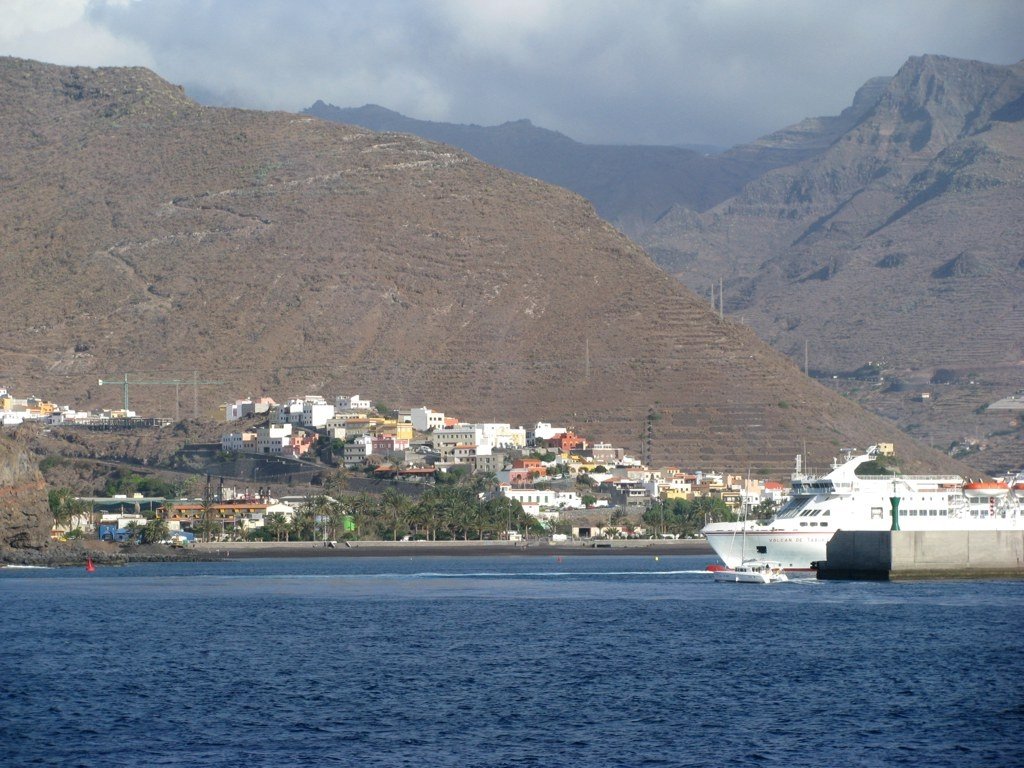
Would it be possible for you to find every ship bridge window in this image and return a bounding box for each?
[930,510,938,517]
[777,499,809,519]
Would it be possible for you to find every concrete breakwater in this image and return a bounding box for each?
[817,530,1024,581]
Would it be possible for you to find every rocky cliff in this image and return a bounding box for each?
[640,55,1024,473]
[0,430,52,551]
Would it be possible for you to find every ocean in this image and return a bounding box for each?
[2,555,1021,767]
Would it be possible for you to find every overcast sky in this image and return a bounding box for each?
[2,0,1022,147]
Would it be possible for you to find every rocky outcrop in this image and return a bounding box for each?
[0,429,52,550]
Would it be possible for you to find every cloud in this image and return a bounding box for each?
[1,0,1021,147]
[0,0,152,68]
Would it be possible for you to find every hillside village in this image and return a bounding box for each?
[2,385,799,543]
[218,392,793,515]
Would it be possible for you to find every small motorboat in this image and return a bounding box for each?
[713,560,788,584]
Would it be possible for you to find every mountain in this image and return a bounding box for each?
[642,55,1024,472]
[302,102,776,238]
[0,56,967,475]
[0,432,50,551]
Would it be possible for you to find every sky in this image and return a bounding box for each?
[1,0,1022,148]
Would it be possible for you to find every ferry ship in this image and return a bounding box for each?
[701,447,1023,570]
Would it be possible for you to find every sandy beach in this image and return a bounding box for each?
[2,539,715,567]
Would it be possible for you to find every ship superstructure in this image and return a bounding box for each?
[702,447,1023,570]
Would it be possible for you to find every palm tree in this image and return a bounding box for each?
[291,504,317,541]
[301,494,337,542]
[349,493,379,540]
[140,518,170,545]
[379,488,411,541]
[265,512,289,542]
[324,468,349,498]
[469,471,500,496]
[48,488,88,538]
[483,496,520,540]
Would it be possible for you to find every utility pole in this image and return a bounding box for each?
[98,372,223,420]
[97,373,131,411]
[642,406,655,468]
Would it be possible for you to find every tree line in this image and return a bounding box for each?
[642,496,740,538]
[254,484,538,543]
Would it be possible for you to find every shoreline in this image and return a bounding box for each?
[2,539,715,566]
[196,539,715,559]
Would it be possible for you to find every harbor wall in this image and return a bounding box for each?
[818,530,1024,580]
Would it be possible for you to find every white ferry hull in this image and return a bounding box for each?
[701,448,1023,571]
[703,528,830,570]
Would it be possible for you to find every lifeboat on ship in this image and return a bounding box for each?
[1013,482,1024,499]
[963,480,1010,498]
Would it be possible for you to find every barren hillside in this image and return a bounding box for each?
[640,55,1024,472]
[0,57,969,474]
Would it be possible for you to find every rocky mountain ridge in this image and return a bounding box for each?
[0,56,970,478]
[303,102,783,238]
[643,55,1024,472]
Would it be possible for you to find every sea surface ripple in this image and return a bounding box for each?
[2,555,1021,767]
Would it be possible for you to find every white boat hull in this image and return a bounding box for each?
[713,559,788,583]
[704,528,830,570]
[702,448,1024,571]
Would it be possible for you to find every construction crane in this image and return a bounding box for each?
[98,371,224,420]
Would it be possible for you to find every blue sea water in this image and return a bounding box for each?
[1,555,1022,768]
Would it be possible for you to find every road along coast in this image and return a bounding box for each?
[194,539,715,559]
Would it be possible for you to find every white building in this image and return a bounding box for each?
[496,485,583,513]
[301,399,335,428]
[224,397,276,421]
[411,407,445,432]
[528,422,566,444]
[433,423,526,460]
[269,396,334,428]
[482,423,527,449]
[336,394,371,411]
[222,430,257,453]
[342,434,374,466]
[323,417,349,440]
[271,399,303,425]
[256,423,294,455]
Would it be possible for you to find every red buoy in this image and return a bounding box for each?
[85,558,96,573]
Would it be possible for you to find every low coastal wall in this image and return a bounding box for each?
[193,538,713,558]
[818,530,1024,580]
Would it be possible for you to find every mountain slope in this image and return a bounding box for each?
[641,55,1024,472]
[0,56,966,474]
[302,102,780,238]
